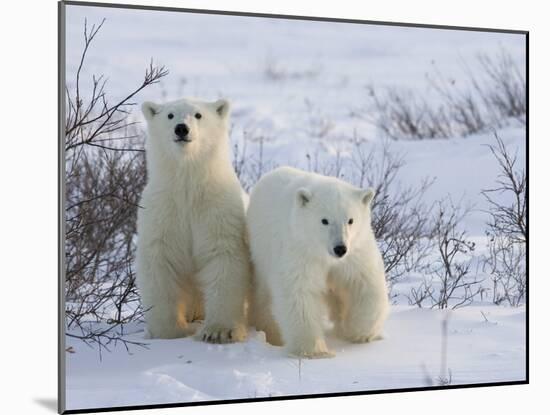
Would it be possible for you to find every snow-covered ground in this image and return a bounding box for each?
[63,3,527,411]
[66,305,525,410]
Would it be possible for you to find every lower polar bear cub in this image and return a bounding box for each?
[247,167,389,358]
[136,97,250,343]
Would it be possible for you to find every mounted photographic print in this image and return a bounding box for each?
[59,1,528,413]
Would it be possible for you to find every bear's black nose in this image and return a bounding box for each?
[333,245,347,258]
[174,123,189,139]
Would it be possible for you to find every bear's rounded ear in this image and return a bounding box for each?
[142,101,161,121]
[213,99,231,119]
[360,188,375,206]
[296,188,312,207]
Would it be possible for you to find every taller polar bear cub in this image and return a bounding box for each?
[247,167,389,358]
[136,97,250,343]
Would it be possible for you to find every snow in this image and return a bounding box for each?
[66,305,525,410]
[63,3,526,411]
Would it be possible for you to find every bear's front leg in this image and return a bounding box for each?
[271,268,334,359]
[136,249,194,339]
[249,281,283,346]
[335,276,389,343]
[195,254,249,344]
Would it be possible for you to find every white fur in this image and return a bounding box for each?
[136,97,250,343]
[247,167,389,358]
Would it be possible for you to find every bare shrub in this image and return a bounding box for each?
[485,235,526,306]
[409,199,483,309]
[64,19,167,351]
[427,66,487,137]
[473,50,526,125]
[429,200,482,309]
[482,134,527,244]
[232,127,277,192]
[482,134,527,306]
[351,139,435,288]
[361,49,526,140]
[65,148,146,324]
[408,278,436,308]
[232,135,249,185]
[361,86,453,140]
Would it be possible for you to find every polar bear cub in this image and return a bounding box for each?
[136,97,250,343]
[247,166,389,358]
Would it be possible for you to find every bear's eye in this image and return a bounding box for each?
[167,113,174,120]
[348,218,354,225]
[195,113,202,120]
[321,219,329,225]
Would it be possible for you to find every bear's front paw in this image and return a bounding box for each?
[288,338,335,359]
[344,332,383,344]
[197,324,247,344]
[291,349,336,359]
